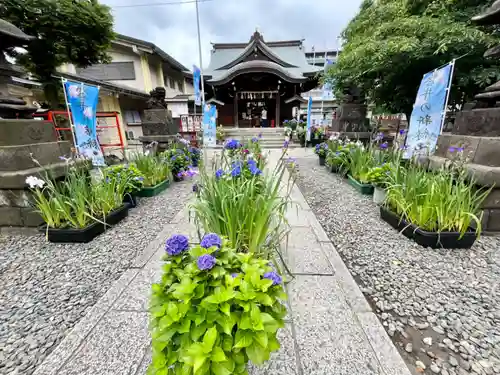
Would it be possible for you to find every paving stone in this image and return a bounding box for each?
[284,227,333,275]
[112,266,162,312]
[57,312,149,375]
[288,275,383,375]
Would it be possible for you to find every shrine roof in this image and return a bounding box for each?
[205,30,322,85]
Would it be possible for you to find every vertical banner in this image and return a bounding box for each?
[322,58,335,101]
[193,65,201,106]
[404,62,453,158]
[63,80,106,166]
[306,96,313,142]
[202,103,216,147]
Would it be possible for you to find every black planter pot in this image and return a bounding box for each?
[299,139,306,147]
[380,206,477,249]
[38,205,129,243]
[103,204,129,226]
[123,193,137,208]
[319,156,326,166]
[39,221,105,243]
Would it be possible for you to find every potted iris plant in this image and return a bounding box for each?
[315,142,329,166]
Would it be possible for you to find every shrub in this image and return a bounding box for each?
[314,142,328,158]
[162,147,192,178]
[149,234,287,375]
[104,164,145,194]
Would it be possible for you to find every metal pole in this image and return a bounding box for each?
[439,59,456,135]
[60,78,79,157]
[195,0,208,165]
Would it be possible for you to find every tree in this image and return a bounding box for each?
[0,0,114,106]
[326,0,500,119]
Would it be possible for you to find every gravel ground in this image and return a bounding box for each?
[294,157,500,375]
[0,180,193,375]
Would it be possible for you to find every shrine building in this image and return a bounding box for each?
[204,30,322,127]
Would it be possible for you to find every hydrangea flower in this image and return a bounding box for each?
[215,169,224,179]
[224,139,241,150]
[197,254,216,270]
[263,271,282,286]
[201,233,222,249]
[165,234,189,256]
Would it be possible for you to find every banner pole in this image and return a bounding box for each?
[195,0,208,166]
[61,78,79,157]
[439,60,456,135]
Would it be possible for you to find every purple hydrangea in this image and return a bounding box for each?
[197,254,216,271]
[201,233,222,249]
[263,271,282,286]
[165,234,189,256]
[215,169,224,179]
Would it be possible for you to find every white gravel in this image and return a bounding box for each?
[294,157,500,375]
[0,180,193,375]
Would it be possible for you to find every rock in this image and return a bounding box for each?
[432,326,445,335]
[479,360,492,369]
[415,288,428,299]
[405,343,413,353]
[416,360,426,370]
[416,322,430,330]
[449,356,459,367]
[431,363,441,373]
[423,337,433,346]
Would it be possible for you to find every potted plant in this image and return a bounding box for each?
[297,125,306,147]
[189,146,202,167]
[315,142,329,166]
[133,152,172,197]
[216,125,225,144]
[366,163,391,205]
[104,164,145,208]
[382,162,491,249]
[345,144,375,195]
[28,166,129,243]
[149,234,287,375]
[162,147,191,181]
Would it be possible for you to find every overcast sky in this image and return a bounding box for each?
[101,0,362,70]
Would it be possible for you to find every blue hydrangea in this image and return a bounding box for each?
[263,271,282,286]
[201,233,222,249]
[197,254,216,270]
[225,139,241,150]
[165,234,189,256]
[215,169,224,179]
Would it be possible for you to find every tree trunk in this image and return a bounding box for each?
[43,81,63,110]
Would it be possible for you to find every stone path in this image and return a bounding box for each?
[32,150,411,375]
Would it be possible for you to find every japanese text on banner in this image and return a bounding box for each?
[63,80,106,167]
[202,104,216,148]
[404,63,453,158]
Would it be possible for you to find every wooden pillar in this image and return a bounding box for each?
[234,91,239,128]
[276,92,280,127]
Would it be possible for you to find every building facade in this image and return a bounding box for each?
[204,30,322,127]
[58,34,194,144]
[300,49,339,126]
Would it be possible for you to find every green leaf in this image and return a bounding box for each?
[152,329,176,351]
[178,319,191,334]
[210,346,227,362]
[239,312,252,330]
[193,355,206,374]
[254,331,268,348]
[159,315,174,330]
[217,315,235,335]
[250,304,262,327]
[268,335,280,352]
[222,336,233,352]
[202,327,218,353]
[191,323,208,341]
[211,362,232,375]
[255,293,273,306]
[245,342,270,365]
[151,305,166,318]
[233,330,253,349]
[151,283,163,294]
[220,302,231,316]
[167,303,180,321]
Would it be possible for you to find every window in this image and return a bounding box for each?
[177,81,183,92]
[76,62,135,81]
[169,77,175,88]
[123,110,142,124]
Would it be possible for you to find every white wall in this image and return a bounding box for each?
[106,47,145,91]
[168,102,189,117]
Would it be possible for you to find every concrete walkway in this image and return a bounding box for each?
[32,150,411,375]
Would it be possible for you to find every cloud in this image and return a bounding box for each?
[102,0,361,70]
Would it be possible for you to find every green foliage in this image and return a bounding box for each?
[28,162,126,229]
[327,0,500,115]
[216,126,225,142]
[132,152,172,187]
[148,237,287,375]
[162,147,191,177]
[104,164,145,194]
[385,159,491,236]
[190,149,295,258]
[314,142,329,158]
[365,163,391,188]
[0,0,114,105]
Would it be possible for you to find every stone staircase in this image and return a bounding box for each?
[222,127,296,148]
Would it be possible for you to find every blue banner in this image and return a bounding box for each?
[193,65,201,106]
[202,103,216,148]
[322,59,335,100]
[63,80,106,166]
[404,63,453,158]
[306,96,313,142]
